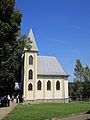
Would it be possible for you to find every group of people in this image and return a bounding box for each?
[1,95,10,107]
[1,94,24,107]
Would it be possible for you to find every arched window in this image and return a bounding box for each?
[29,69,33,79]
[56,81,60,90]
[47,81,51,90]
[29,55,33,65]
[37,80,42,90]
[28,83,33,91]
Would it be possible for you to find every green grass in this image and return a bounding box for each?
[3,101,90,120]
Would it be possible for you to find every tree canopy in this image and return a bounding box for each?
[0,0,27,96]
[69,59,90,100]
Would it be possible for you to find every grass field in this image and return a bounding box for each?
[3,102,90,120]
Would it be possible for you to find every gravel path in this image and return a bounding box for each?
[51,113,90,120]
[0,101,17,120]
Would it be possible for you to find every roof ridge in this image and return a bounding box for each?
[38,56,55,58]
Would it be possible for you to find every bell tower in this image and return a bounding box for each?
[23,28,38,101]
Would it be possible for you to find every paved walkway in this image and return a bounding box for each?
[0,101,17,120]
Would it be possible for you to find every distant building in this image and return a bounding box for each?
[22,28,69,102]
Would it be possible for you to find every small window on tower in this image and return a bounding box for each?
[29,69,33,79]
[29,55,33,65]
[28,83,33,91]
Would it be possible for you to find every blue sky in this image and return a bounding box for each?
[16,0,90,82]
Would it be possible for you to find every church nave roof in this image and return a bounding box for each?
[37,56,68,76]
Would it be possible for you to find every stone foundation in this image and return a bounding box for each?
[24,98,69,104]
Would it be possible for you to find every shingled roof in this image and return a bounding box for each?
[37,56,68,76]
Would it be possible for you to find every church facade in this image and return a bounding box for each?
[23,28,69,102]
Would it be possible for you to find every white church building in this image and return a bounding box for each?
[22,28,69,102]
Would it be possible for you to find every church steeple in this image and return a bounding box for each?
[28,28,38,52]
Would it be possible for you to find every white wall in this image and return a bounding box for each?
[23,52,68,101]
[27,81,34,100]
[24,52,37,100]
[35,78,66,100]
[64,80,68,99]
[54,79,64,99]
[35,79,44,99]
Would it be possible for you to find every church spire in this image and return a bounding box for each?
[28,28,38,52]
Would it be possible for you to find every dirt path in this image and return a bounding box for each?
[0,101,17,120]
[51,113,90,120]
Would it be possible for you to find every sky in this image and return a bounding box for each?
[15,0,90,82]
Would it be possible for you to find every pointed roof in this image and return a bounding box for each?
[28,28,38,52]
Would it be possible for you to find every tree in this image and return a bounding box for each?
[74,59,84,81]
[83,65,90,99]
[68,83,76,100]
[69,59,90,101]
[0,0,25,96]
[74,59,84,100]
[74,80,83,100]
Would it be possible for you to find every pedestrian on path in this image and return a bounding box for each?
[7,95,10,107]
[22,94,24,103]
[4,96,8,107]
[1,96,4,107]
[16,95,19,103]
[11,95,14,102]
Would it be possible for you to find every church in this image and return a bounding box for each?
[22,28,69,103]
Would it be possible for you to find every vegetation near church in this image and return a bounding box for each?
[3,102,90,120]
[0,0,26,96]
[69,59,90,100]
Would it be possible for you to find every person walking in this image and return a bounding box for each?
[16,95,19,103]
[1,96,4,107]
[11,95,14,102]
[7,95,10,107]
[22,95,24,103]
[4,96,8,107]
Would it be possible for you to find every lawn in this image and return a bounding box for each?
[3,102,90,120]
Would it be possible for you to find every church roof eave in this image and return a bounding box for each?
[37,74,69,77]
